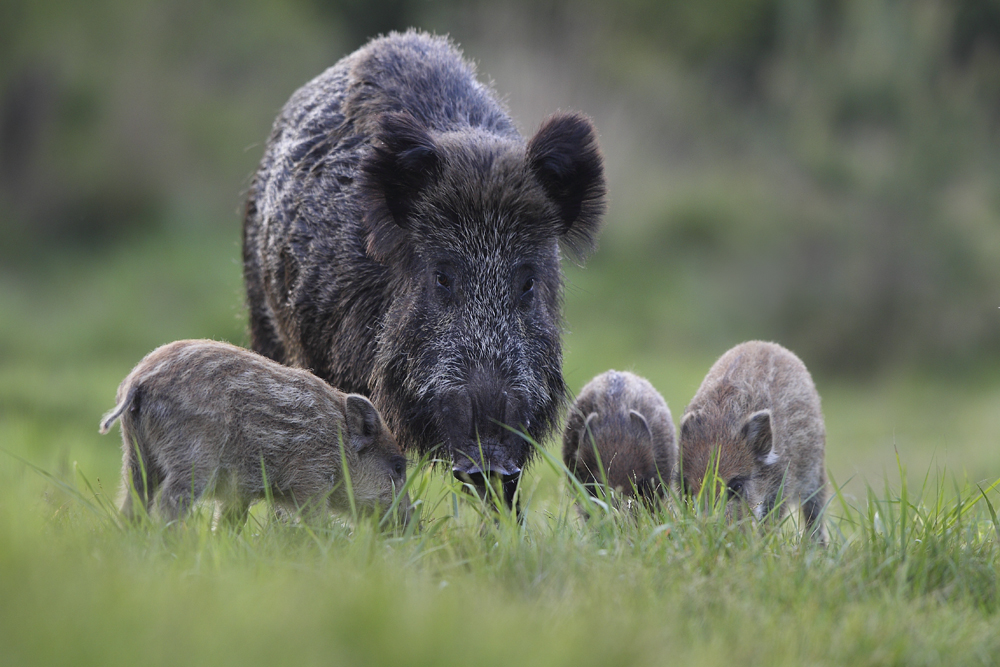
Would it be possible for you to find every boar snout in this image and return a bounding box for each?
[439,371,528,480]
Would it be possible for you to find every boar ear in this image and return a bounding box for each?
[527,112,606,261]
[679,411,701,441]
[581,411,599,448]
[360,112,440,260]
[345,394,381,450]
[742,410,773,460]
[574,412,599,470]
[629,409,652,440]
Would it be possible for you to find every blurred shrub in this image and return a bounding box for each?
[953,0,1000,63]
[306,0,421,50]
[0,0,344,258]
[753,0,999,373]
[1,0,998,375]
[516,0,1000,375]
[589,0,783,92]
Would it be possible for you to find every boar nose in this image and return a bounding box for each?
[465,368,522,435]
[440,371,526,476]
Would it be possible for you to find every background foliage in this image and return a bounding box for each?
[3,0,1000,373]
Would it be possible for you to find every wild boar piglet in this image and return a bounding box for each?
[563,370,676,509]
[679,341,827,543]
[99,339,410,526]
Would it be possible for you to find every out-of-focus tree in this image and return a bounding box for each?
[1,0,997,375]
[0,0,345,253]
[542,0,1000,374]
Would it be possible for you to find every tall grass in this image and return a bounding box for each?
[2,228,997,665]
[2,439,999,666]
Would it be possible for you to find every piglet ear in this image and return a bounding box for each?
[345,394,381,451]
[679,411,701,441]
[360,112,440,260]
[581,411,599,447]
[527,112,607,260]
[629,409,652,440]
[742,410,773,459]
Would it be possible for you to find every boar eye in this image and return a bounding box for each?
[392,457,406,477]
[727,478,746,499]
[520,276,535,297]
[435,271,452,292]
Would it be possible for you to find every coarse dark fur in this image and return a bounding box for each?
[99,340,410,526]
[678,341,828,544]
[242,31,606,495]
[563,370,676,508]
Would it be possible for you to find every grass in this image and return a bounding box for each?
[2,442,999,666]
[1,228,999,666]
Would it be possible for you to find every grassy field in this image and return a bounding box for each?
[2,227,999,666]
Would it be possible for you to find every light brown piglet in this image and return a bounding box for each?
[563,370,676,507]
[99,339,410,526]
[679,341,827,543]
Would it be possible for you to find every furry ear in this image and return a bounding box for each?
[345,394,381,451]
[360,112,440,260]
[679,411,701,441]
[629,409,652,440]
[574,412,600,474]
[581,412,599,449]
[526,112,606,260]
[742,410,773,459]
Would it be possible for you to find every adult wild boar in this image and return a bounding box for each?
[243,30,607,503]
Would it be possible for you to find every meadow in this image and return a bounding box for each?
[1,226,999,666]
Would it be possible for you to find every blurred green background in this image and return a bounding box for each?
[2,0,999,497]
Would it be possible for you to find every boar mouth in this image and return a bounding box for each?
[452,451,522,507]
[452,468,521,508]
[451,452,521,478]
